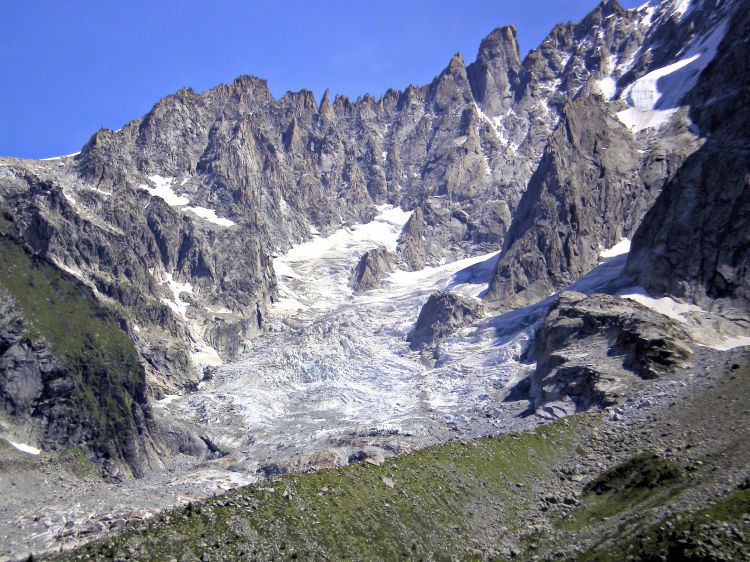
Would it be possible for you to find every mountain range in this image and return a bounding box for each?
[0,0,748,559]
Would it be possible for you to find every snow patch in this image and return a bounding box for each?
[162,273,193,319]
[40,152,80,161]
[185,206,235,227]
[140,175,234,226]
[596,76,617,101]
[599,238,631,259]
[672,0,693,21]
[616,286,701,323]
[62,190,77,206]
[88,186,112,196]
[140,175,189,206]
[8,441,41,455]
[616,19,728,132]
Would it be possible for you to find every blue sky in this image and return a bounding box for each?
[0,0,643,159]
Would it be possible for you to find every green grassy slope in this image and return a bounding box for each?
[57,419,587,560]
[0,234,150,475]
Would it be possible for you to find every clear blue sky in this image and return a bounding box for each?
[0,0,643,159]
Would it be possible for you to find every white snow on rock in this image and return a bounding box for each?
[615,286,750,350]
[616,286,702,322]
[185,206,236,227]
[87,186,112,196]
[596,76,617,101]
[162,272,193,319]
[672,0,693,21]
[616,17,728,132]
[8,440,41,455]
[140,175,189,206]
[39,152,81,161]
[599,238,631,259]
[62,190,77,206]
[139,175,235,226]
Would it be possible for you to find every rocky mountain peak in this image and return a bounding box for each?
[430,52,472,111]
[318,88,334,119]
[229,74,271,97]
[584,0,627,24]
[332,93,352,115]
[281,89,318,113]
[467,25,521,114]
[474,26,520,63]
[446,52,467,76]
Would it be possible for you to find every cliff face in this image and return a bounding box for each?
[484,0,737,310]
[626,1,750,320]
[0,235,157,479]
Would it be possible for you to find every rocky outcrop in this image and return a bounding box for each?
[351,246,396,293]
[483,93,643,308]
[522,292,693,418]
[626,1,750,320]
[0,236,159,479]
[407,291,483,352]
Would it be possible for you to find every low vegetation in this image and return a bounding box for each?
[0,235,148,475]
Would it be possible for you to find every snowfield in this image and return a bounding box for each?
[139,174,236,226]
[615,14,728,132]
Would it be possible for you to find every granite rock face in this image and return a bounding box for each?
[407,291,484,352]
[351,246,397,293]
[523,291,693,418]
[484,0,735,310]
[626,1,750,320]
[483,93,645,308]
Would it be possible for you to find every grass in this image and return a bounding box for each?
[560,452,684,531]
[58,447,101,480]
[578,484,750,561]
[0,235,148,475]
[56,417,582,561]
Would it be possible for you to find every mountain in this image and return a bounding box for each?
[626,0,750,318]
[483,0,734,308]
[0,0,749,557]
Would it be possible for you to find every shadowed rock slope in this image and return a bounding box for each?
[626,0,750,321]
[0,234,157,478]
[485,0,738,310]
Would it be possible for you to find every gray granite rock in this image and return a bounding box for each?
[407,291,484,352]
[351,246,396,293]
[524,291,693,417]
